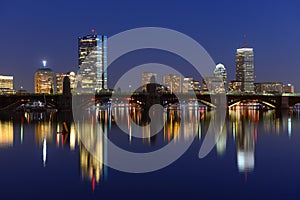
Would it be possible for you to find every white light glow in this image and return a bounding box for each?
[43,136,47,167]
[42,60,47,67]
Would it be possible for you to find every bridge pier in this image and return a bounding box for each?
[281,96,289,109]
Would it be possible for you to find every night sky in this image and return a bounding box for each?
[1,0,300,92]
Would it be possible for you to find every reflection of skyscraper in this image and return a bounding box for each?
[236,48,254,93]
[78,33,107,91]
[0,120,13,148]
[231,110,256,172]
[164,109,181,142]
[78,109,108,186]
[34,120,54,146]
[79,143,103,185]
[216,125,227,156]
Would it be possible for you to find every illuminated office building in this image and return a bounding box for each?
[202,77,224,93]
[34,60,54,94]
[214,63,227,87]
[254,82,283,94]
[283,84,295,94]
[236,48,255,93]
[182,77,194,93]
[0,75,14,94]
[162,74,182,93]
[228,80,242,93]
[192,81,200,92]
[78,33,107,92]
[56,71,76,93]
[142,72,157,91]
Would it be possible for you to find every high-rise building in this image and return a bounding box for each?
[214,63,227,88]
[56,71,76,94]
[236,48,254,93]
[0,75,14,94]
[162,74,182,93]
[142,72,157,91]
[78,33,107,92]
[182,77,194,93]
[34,60,54,94]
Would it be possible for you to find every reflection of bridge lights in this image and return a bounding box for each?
[288,117,292,138]
[20,123,23,144]
[70,124,76,151]
[43,136,47,167]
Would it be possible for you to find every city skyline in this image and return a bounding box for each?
[1,1,300,199]
[1,1,300,92]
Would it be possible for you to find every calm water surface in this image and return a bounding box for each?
[0,107,300,199]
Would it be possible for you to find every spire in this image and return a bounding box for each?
[243,34,246,48]
[42,60,47,68]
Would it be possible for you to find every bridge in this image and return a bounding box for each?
[121,92,300,110]
[0,92,300,111]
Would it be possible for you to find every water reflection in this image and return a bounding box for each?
[0,120,13,148]
[0,107,300,189]
[229,110,257,172]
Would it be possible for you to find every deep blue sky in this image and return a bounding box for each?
[1,0,300,92]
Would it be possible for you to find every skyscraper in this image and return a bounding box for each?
[78,33,107,92]
[56,71,76,94]
[162,74,182,93]
[214,63,227,87]
[236,48,254,93]
[34,60,54,94]
[182,77,194,93]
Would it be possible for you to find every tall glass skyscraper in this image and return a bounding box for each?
[236,48,254,93]
[78,34,107,92]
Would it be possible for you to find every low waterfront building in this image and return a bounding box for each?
[202,77,224,93]
[254,82,283,94]
[0,75,14,94]
[283,84,295,94]
[228,80,242,93]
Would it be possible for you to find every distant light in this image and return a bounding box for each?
[287,84,291,86]
[42,60,47,67]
